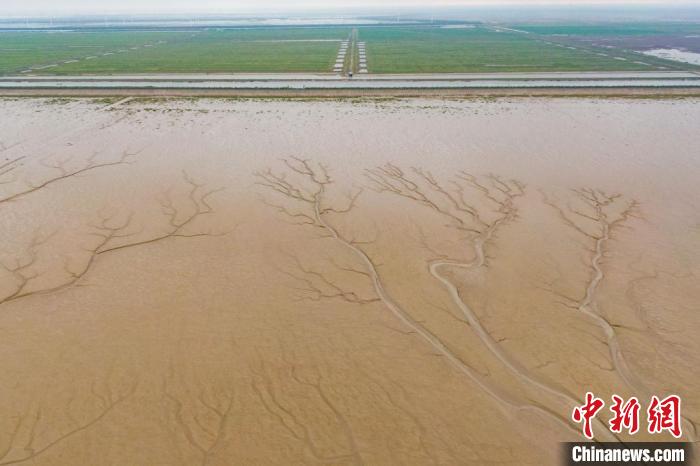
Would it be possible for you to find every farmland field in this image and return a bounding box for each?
[511,22,700,60]
[359,25,681,73]
[0,27,351,75]
[1,22,699,75]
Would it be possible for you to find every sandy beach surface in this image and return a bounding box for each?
[1,96,698,465]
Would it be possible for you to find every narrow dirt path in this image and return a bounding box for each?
[346,29,358,77]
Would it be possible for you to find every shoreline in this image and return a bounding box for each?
[2,87,700,98]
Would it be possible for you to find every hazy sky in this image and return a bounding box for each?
[2,0,699,14]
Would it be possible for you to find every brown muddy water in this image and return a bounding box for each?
[0,97,698,465]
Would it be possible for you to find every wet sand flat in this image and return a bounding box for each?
[0,97,699,465]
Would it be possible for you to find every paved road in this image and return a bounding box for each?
[2,71,698,83]
[1,78,699,90]
[357,71,700,80]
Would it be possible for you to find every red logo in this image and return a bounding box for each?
[609,395,640,435]
[573,393,682,439]
[647,395,682,438]
[572,392,605,439]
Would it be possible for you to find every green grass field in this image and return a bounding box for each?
[503,22,700,71]
[1,23,695,75]
[0,28,350,75]
[361,26,663,73]
[0,31,177,74]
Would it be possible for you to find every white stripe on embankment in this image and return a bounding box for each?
[1,78,699,89]
[3,71,696,82]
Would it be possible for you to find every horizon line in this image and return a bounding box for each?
[3,1,700,16]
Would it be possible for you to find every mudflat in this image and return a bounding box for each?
[1,97,698,465]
